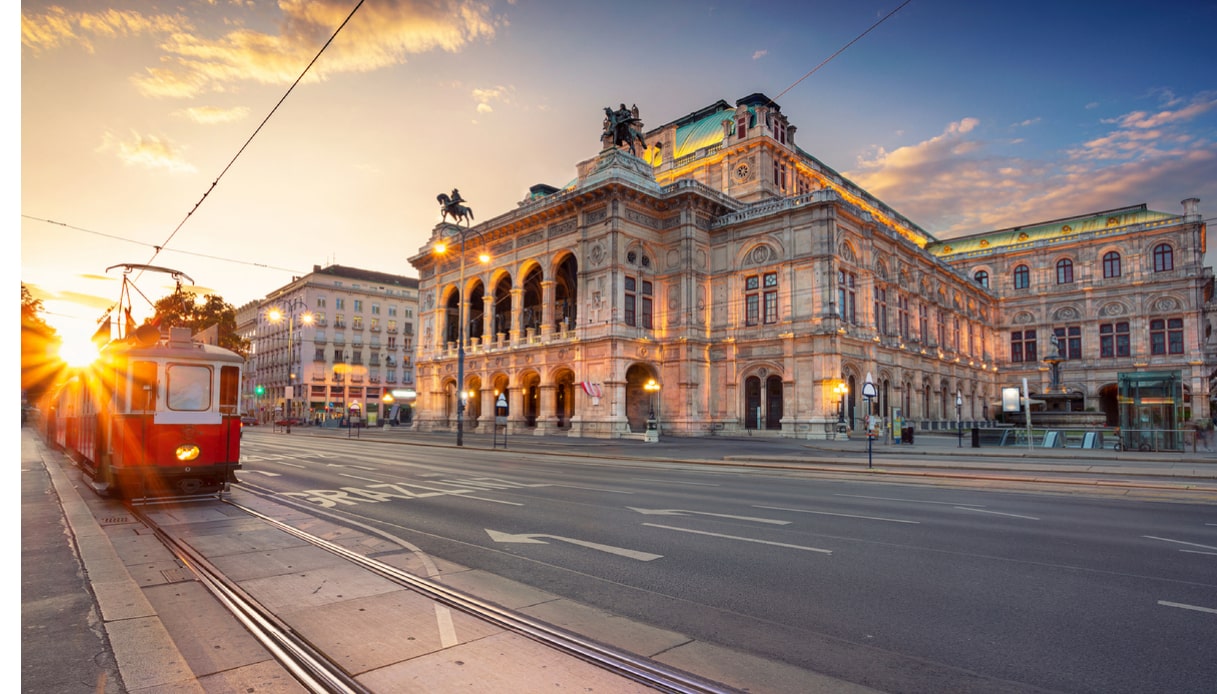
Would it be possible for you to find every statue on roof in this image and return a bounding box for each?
[602,103,646,155]
[437,188,473,226]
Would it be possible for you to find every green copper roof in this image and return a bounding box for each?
[927,204,1175,257]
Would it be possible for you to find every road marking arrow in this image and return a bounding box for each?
[627,507,790,525]
[485,529,662,561]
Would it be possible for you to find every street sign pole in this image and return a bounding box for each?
[863,372,878,469]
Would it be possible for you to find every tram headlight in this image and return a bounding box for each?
[175,444,201,462]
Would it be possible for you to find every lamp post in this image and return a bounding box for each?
[644,378,660,442]
[956,390,963,448]
[435,220,488,447]
[268,298,312,434]
[833,381,849,437]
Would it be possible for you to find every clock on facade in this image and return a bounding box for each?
[733,161,750,182]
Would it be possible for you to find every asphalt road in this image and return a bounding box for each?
[237,430,1217,694]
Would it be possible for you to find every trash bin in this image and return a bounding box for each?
[902,424,914,444]
[971,427,980,448]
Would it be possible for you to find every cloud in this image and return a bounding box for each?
[21,6,192,54]
[752,49,768,60]
[176,105,251,124]
[24,2,500,98]
[97,130,198,173]
[846,96,1217,237]
[472,84,514,114]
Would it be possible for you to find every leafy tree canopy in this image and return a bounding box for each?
[21,283,62,401]
[147,289,249,357]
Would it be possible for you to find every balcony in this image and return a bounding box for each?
[351,374,364,384]
[371,326,381,332]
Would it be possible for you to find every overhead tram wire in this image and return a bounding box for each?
[771,0,914,104]
[136,0,368,276]
[21,214,305,275]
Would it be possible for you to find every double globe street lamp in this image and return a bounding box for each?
[434,218,489,447]
[267,298,312,434]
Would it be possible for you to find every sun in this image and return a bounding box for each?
[57,337,100,367]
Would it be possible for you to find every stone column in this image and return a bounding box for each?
[535,384,557,434]
[540,280,556,337]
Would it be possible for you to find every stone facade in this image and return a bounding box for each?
[409,94,1213,439]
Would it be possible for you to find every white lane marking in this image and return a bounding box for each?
[835,493,985,508]
[339,473,386,483]
[754,505,919,524]
[1180,549,1217,556]
[459,495,524,506]
[954,507,1039,520]
[485,529,662,561]
[238,470,282,477]
[642,523,833,555]
[628,507,789,524]
[550,484,633,494]
[631,478,721,487]
[1144,536,1217,552]
[1158,600,1217,615]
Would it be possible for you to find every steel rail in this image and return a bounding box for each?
[129,501,370,694]
[223,491,739,694]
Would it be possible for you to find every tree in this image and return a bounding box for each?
[21,283,62,403]
[147,289,249,357]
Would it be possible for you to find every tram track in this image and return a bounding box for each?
[131,487,738,694]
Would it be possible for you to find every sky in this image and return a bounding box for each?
[19,0,1217,354]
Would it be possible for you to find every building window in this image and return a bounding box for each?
[372,303,380,315]
[874,286,888,334]
[389,306,398,317]
[1099,322,1130,358]
[1011,329,1037,362]
[641,280,653,329]
[973,270,989,287]
[897,295,910,340]
[625,277,636,326]
[1052,326,1082,359]
[1102,251,1121,278]
[316,297,327,308]
[353,316,363,330]
[736,114,747,138]
[354,299,363,312]
[744,275,760,326]
[335,298,345,310]
[1150,317,1184,354]
[838,271,856,323]
[1013,264,1030,289]
[937,310,947,348]
[1056,258,1074,284]
[1153,243,1174,272]
[953,316,961,352]
[763,272,778,324]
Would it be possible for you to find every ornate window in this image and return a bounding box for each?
[1102,251,1121,278]
[1011,329,1037,362]
[626,276,652,329]
[874,286,888,334]
[837,271,857,323]
[745,275,760,326]
[1153,244,1174,272]
[897,294,910,340]
[763,272,778,324]
[1013,264,1030,289]
[1056,258,1074,284]
[1150,317,1183,354]
[1052,326,1082,359]
[1099,322,1130,358]
[973,270,989,287]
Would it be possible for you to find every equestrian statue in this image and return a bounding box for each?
[437,188,473,225]
[603,103,646,156]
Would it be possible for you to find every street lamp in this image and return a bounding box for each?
[644,378,660,442]
[434,224,489,447]
[956,389,964,448]
[833,381,849,434]
[267,298,312,434]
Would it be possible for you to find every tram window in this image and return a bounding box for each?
[168,364,212,411]
[219,366,239,414]
[132,361,157,411]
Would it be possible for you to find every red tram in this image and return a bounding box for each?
[46,325,244,497]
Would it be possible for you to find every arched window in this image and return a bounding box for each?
[973,270,989,287]
[1153,243,1174,272]
[1102,251,1121,278]
[1013,264,1030,289]
[1056,258,1074,284]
